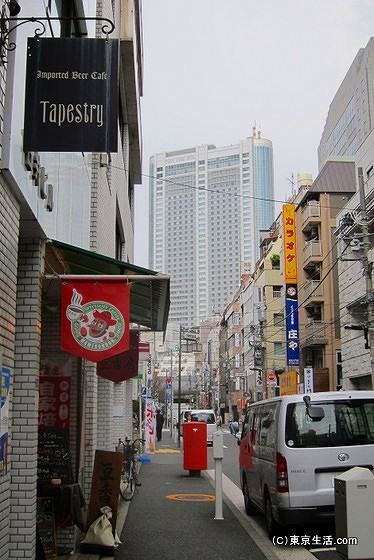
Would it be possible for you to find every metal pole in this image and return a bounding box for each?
[170,348,173,436]
[178,325,182,447]
[358,167,374,389]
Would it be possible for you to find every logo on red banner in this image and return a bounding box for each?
[61,280,130,362]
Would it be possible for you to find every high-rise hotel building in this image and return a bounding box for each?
[149,130,275,328]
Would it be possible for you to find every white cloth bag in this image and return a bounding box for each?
[81,506,122,548]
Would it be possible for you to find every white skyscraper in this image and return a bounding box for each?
[149,131,274,328]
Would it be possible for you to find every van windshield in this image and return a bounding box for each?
[285,399,374,448]
[190,412,216,424]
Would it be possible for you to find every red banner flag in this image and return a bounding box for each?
[61,280,130,362]
[97,331,139,382]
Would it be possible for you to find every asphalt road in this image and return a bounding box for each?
[214,429,339,559]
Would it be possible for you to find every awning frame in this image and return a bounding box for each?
[43,239,170,334]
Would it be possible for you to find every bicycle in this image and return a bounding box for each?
[116,437,144,501]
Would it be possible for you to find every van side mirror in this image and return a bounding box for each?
[303,395,325,421]
[307,406,325,421]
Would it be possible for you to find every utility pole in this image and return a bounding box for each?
[358,167,374,389]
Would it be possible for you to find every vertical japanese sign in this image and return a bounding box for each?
[283,204,297,284]
[61,280,130,362]
[39,376,71,430]
[283,204,299,366]
[0,367,11,473]
[145,398,156,453]
[86,450,122,532]
[24,37,118,153]
[165,376,172,402]
[304,367,314,393]
[144,354,156,452]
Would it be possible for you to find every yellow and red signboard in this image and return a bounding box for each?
[282,204,297,284]
[279,370,298,395]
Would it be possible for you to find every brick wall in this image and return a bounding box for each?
[0,177,20,559]
[9,238,43,560]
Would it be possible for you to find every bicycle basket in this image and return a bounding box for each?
[124,444,137,461]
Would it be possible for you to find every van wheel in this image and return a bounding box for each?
[243,478,257,515]
[264,492,279,538]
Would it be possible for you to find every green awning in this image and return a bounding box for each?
[44,239,170,333]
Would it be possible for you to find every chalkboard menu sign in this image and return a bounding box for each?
[37,497,57,558]
[38,428,73,483]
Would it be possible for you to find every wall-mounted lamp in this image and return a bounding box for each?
[0,1,115,64]
[8,0,20,17]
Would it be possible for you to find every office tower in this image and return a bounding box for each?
[149,129,275,328]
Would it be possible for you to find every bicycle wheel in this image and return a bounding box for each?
[119,461,135,501]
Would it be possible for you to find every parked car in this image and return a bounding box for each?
[238,391,374,537]
[180,409,217,445]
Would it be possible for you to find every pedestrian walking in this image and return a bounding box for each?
[156,409,164,441]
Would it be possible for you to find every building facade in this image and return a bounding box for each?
[318,37,374,169]
[148,129,274,331]
[0,2,170,559]
[318,36,374,390]
[295,162,356,392]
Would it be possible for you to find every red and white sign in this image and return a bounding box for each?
[61,280,130,362]
[145,398,156,453]
[138,342,150,361]
[268,372,276,382]
[97,331,139,382]
[39,376,71,429]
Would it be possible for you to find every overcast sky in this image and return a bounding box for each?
[134,0,374,268]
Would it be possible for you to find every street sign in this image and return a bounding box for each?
[184,332,198,341]
[141,387,147,401]
[268,372,276,382]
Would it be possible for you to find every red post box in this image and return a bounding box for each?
[183,421,207,475]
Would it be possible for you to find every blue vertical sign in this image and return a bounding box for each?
[285,285,299,366]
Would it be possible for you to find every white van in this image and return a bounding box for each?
[181,409,217,445]
[238,391,374,537]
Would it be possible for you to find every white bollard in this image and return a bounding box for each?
[213,430,224,520]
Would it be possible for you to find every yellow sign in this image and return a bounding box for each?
[279,370,298,395]
[282,204,297,283]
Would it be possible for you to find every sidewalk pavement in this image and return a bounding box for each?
[69,430,336,560]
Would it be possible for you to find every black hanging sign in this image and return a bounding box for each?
[23,37,118,153]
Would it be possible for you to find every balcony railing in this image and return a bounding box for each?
[301,202,321,226]
[302,320,327,346]
[303,240,322,261]
[303,279,324,300]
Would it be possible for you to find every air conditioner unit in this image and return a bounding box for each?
[351,239,363,251]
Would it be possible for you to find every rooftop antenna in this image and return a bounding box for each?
[287,173,295,196]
